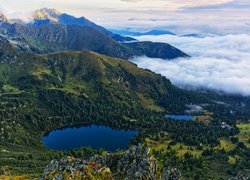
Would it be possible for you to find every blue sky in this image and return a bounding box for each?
[0,0,249,34]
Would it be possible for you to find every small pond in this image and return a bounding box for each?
[165,114,194,121]
[42,124,138,152]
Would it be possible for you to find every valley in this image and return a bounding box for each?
[0,7,249,180]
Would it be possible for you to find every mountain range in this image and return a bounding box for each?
[110,29,176,36]
[0,8,188,60]
[111,29,206,39]
[180,33,204,38]
[30,8,136,42]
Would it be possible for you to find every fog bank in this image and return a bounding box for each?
[130,34,250,96]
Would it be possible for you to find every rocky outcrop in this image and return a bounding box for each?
[33,8,61,23]
[116,144,158,179]
[42,156,113,180]
[162,167,182,180]
[41,144,182,180]
[228,173,249,180]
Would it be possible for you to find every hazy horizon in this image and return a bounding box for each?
[1,0,250,35]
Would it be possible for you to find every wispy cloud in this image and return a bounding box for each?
[0,0,249,34]
[182,0,250,10]
[130,34,250,96]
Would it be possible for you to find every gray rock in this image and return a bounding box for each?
[41,144,182,180]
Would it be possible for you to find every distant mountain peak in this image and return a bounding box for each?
[0,13,11,23]
[33,8,61,22]
[110,29,175,36]
[28,8,135,42]
[180,33,203,38]
[145,30,175,35]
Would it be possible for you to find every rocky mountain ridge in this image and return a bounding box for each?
[30,8,135,42]
[42,144,182,180]
[0,8,189,60]
[0,24,189,60]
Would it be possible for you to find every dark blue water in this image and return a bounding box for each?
[165,114,194,120]
[42,125,138,151]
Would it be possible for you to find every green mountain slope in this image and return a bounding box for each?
[0,42,202,148]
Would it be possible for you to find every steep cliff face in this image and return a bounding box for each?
[116,145,158,179]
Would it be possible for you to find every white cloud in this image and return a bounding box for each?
[130,34,250,96]
[7,12,33,22]
[1,0,250,34]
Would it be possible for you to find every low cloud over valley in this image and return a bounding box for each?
[131,34,250,96]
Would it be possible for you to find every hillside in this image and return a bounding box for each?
[0,36,18,62]
[0,49,199,121]
[0,45,203,155]
[0,38,209,150]
[0,39,249,178]
[125,41,189,59]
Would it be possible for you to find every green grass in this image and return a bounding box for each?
[1,85,22,94]
[0,145,50,177]
[227,155,240,165]
[236,121,250,148]
[215,139,236,152]
[0,175,37,180]
[145,136,203,158]
[94,51,156,77]
[32,69,51,80]
[137,93,165,112]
